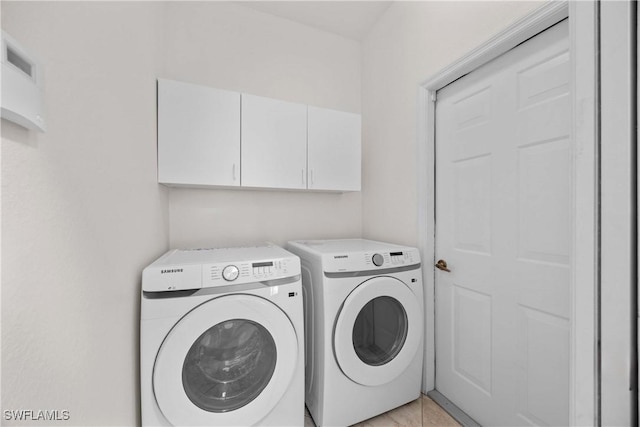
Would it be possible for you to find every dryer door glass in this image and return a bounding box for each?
[182,319,277,413]
[352,296,408,366]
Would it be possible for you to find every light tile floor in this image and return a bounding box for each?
[304,394,460,427]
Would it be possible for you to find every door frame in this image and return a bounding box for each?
[416,1,599,424]
[599,2,637,425]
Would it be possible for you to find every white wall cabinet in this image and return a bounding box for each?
[157,79,240,187]
[241,94,308,190]
[157,79,360,192]
[307,106,361,191]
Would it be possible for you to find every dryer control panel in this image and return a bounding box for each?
[287,239,421,274]
[363,250,417,269]
[323,248,420,273]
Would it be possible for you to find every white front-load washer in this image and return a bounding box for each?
[140,244,304,427]
[286,239,424,427]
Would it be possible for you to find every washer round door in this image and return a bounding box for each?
[153,294,298,426]
[334,276,422,386]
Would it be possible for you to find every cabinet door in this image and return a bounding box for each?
[307,106,361,191]
[241,94,307,189]
[157,79,240,186]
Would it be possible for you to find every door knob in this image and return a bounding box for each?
[435,259,451,272]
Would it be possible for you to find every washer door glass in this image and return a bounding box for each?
[182,319,277,413]
[352,297,408,366]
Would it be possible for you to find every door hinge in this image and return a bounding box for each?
[431,92,437,102]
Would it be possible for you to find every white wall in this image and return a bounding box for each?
[1,2,169,426]
[161,2,363,249]
[361,1,543,246]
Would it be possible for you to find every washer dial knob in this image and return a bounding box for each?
[372,253,384,267]
[222,265,240,282]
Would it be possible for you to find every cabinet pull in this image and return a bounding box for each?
[232,164,236,181]
[301,169,305,186]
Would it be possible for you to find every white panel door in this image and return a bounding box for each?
[241,94,307,189]
[157,79,240,187]
[435,20,571,426]
[307,106,361,191]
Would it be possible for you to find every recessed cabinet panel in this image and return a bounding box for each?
[241,94,307,190]
[307,106,361,191]
[157,79,240,187]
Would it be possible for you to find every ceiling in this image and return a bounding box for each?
[241,1,394,41]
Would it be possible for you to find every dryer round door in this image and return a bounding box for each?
[334,276,422,386]
[153,294,298,426]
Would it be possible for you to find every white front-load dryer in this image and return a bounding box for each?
[140,244,304,427]
[287,239,424,427]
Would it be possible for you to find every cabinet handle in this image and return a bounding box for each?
[232,164,236,181]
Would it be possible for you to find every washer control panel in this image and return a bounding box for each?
[205,258,298,287]
[142,244,301,292]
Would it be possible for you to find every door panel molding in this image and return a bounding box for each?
[417,1,599,424]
